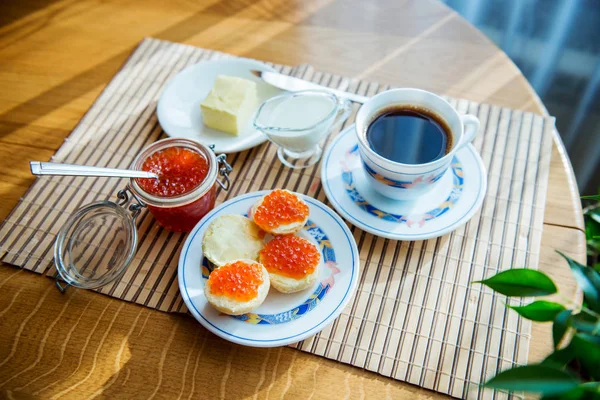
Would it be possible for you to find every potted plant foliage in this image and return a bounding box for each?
[473,195,600,399]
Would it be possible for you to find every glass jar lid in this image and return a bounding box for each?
[52,138,232,292]
[54,188,142,291]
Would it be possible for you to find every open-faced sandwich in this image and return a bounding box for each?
[259,234,320,293]
[250,189,309,235]
[204,259,270,315]
[202,214,264,267]
[203,189,321,315]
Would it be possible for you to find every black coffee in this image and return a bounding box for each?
[366,106,452,164]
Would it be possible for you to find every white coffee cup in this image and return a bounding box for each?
[354,88,480,201]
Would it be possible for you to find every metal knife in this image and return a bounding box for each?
[251,70,369,104]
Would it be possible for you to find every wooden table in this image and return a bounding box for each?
[0,0,586,398]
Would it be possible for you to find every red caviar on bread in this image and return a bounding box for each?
[259,235,320,293]
[251,189,309,235]
[204,259,270,315]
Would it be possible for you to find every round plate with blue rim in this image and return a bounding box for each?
[178,191,360,347]
[321,125,487,241]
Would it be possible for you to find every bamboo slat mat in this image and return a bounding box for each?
[0,38,554,398]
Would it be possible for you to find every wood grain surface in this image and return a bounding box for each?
[0,0,586,398]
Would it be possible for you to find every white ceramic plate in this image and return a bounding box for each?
[157,59,283,153]
[178,191,360,347]
[321,126,487,241]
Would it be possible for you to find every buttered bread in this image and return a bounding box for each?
[202,215,265,267]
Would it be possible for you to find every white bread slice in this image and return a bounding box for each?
[202,215,264,267]
[204,259,270,315]
[250,189,309,235]
[269,263,320,293]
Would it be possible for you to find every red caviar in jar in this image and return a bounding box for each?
[134,144,217,233]
[207,261,264,302]
[260,235,320,279]
[138,147,209,197]
[253,190,309,231]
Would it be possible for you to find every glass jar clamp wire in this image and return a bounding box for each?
[52,138,232,293]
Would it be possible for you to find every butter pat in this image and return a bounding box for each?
[200,75,258,135]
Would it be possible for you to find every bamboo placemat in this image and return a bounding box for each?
[0,38,554,398]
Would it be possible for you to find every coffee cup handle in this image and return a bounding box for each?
[457,115,480,150]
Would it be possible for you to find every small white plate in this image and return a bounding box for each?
[157,59,283,153]
[321,126,487,241]
[178,191,360,347]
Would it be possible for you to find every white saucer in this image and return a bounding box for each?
[321,126,487,241]
[157,59,283,153]
[178,191,360,347]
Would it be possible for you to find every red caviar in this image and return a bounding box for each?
[207,261,264,302]
[253,190,309,231]
[260,235,320,279]
[138,147,209,197]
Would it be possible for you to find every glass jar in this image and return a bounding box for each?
[129,138,231,232]
[53,138,231,292]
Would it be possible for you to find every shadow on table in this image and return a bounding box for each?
[0,0,300,141]
[94,312,292,399]
[0,0,65,28]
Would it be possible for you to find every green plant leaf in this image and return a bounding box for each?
[543,386,600,400]
[582,194,600,201]
[541,387,586,400]
[570,312,600,334]
[506,301,565,322]
[586,210,600,244]
[485,364,580,396]
[553,309,573,347]
[577,333,600,345]
[579,382,600,396]
[473,269,557,297]
[571,334,600,380]
[590,211,600,225]
[558,251,600,313]
[586,216,600,242]
[541,346,575,367]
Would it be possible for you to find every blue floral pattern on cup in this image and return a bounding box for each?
[201,219,339,324]
[342,145,464,227]
[362,159,446,188]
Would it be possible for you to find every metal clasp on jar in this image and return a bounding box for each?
[210,145,233,191]
[117,185,147,220]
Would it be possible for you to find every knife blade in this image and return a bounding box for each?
[252,70,369,104]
